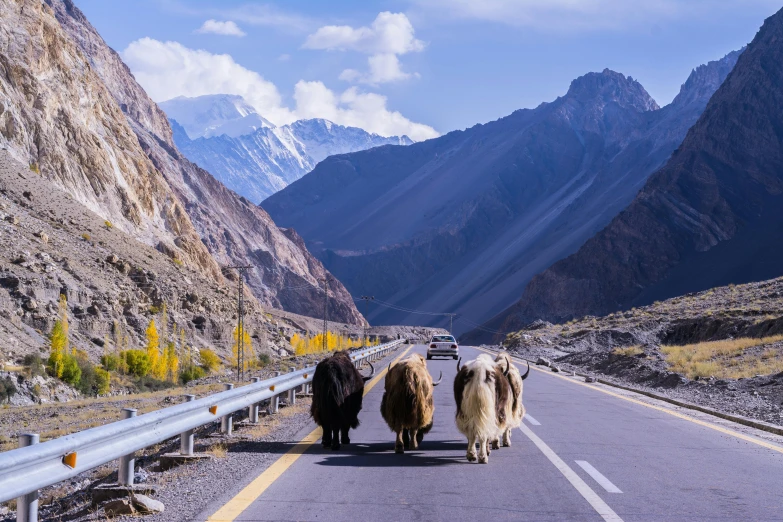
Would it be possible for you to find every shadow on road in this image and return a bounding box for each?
[312,440,468,467]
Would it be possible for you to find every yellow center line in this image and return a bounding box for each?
[474,346,783,455]
[207,345,413,522]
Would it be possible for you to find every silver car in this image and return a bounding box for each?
[426,335,459,360]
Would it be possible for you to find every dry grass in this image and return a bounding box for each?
[612,345,643,357]
[662,335,783,379]
[207,442,228,459]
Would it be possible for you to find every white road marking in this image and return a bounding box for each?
[524,414,541,425]
[519,423,624,522]
[575,461,623,493]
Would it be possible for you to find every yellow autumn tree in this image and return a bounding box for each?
[230,326,255,374]
[163,341,179,382]
[146,319,164,379]
[48,295,69,377]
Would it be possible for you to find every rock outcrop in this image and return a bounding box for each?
[496,8,783,330]
[0,0,364,324]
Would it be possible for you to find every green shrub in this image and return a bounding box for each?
[23,354,45,377]
[199,348,220,372]
[258,353,272,368]
[179,366,206,384]
[135,376,176,393]
[0,376,17,403]
[60,354,81,387]
[123,349,152,378]
[101,354,121,372]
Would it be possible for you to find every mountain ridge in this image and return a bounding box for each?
[264,55,740,335]
[163,94,414,203]
[489,11,783,334]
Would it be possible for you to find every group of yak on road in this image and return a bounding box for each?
[309,349,530,463]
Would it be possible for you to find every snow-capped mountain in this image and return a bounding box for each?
[160,94,274,139]
[161,94,413,202]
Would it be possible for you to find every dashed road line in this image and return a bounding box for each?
[524,413,541,425]
[207,345,414,522]
[575,460,623,493]
[519,423,624,522]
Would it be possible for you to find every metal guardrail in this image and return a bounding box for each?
[0,339,403,515]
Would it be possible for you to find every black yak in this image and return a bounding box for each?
[310,350,375,450]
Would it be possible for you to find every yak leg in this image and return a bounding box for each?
[502,428,511,447]
[395,430,405,453]
[331,427,341,451]
[478,438,489,464]
[466,435,478,462]
[402,428,411,449]
[321,422,332,448]
[341,425,351,445]
[491,435,500,450]
[409,428,419,450]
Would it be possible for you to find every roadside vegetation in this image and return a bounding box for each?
[661,335,783,379]
[612,345,644,357]
[290,332,378,356]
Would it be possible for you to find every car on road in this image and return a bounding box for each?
[426,335,459,360]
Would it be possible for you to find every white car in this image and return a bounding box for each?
[426,335,459,360]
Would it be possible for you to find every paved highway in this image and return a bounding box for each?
[201,345,783,521]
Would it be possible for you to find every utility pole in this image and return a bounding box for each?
[321,278,329,352]
[360,296,374,346]
[448,313,456,335]
[226,265,251,381]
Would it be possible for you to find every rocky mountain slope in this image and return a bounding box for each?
[502,274,783,426]
[163,95,413,203]
[0,0,363,324]
[263,52,739,334]
[0,149,292,364]
[495,7,783,332]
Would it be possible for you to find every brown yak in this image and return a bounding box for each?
[492,352,530,448]
[380,353,443,453]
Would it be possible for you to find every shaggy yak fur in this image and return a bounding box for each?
[453,354,510,463]
[310,350,374,450]
[380,353,442,453]
[493,353,529,448]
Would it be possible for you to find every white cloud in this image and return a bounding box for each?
[410,0,781,31]
[195,20,246,37]
[122,38,438,141]
[304,12,424,54]
[294,82,437,141]
[339,54,418,85]
[304,12,424,84]
[122,38,294,124]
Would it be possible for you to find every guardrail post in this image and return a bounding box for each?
[221,384,234,435]
[118,409,137,486]
[17,433,39,522]
[288,367,297,405]
[249,378,260,423]
[269,371,281,414]
[180,395,196,455]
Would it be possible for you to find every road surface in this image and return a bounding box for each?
[201,345,783,521]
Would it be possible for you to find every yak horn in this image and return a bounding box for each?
[520,361,530,380]
[456,357,462,372]
[362,361,375,382]
[503,358,510,377]
[432,371,443,386]
[388,362,392,373]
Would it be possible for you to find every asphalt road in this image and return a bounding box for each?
[202,345,783,521]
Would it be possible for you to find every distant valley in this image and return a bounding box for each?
[263,50,741,336]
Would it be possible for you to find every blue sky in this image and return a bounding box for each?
[75,0,779,140]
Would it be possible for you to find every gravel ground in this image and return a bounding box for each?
[0,346,406,521]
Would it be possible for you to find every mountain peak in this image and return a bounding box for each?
[566,69,660,112]
[159,94,274,139]
[671,49,744,108]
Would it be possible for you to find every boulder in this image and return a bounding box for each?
[536,357,552,367]
[132,494,165,514]
[23,299,38,311]
[103,499,136,516]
